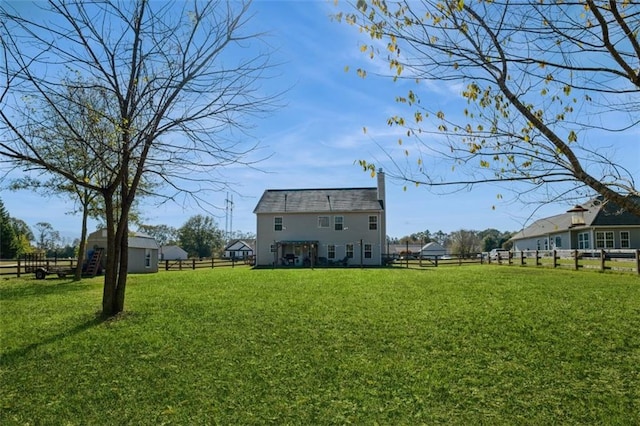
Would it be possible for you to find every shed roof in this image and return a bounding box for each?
[421,241,446,252]
[253,187,383,214]
[129,233,159,250]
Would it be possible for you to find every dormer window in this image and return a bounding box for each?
[567,205,588,227]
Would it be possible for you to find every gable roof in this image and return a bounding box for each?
[224,239,255,251]
[511,196,640,240]
[160,245,187,254]
[128,232,159,250]
[253,187,383,214]
[421,241,446,253]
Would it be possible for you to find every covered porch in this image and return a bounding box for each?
[274,240,318,267]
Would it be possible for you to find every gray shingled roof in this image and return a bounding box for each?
[129,232,159,249]
[511,196,640,240]
[253,187,383,214]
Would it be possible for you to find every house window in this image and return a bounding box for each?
[318,216,329,228]
[364,243,372,258]
[543,239,548,250]
[554,236,562,248]
[368,215,377,230]
[328,244,336,259]
[595,231,614,249]
[334,216,344,231]
[620,231,630,249]
[145,249,151,268]
[346,243,354,258]
[578,232,590,249]
[274,217,283,231]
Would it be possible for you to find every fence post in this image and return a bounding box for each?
[165,260,169,271]
[520,251,525,266]
[232,257,235,268]
[179,259,182,271]
[600,249,606,272]
[212,257,215,269]
[508,252,513,265]
[17,258,21,278]
[574,250,579,271]
[536,250,540,266]
[636,250,640,276]
[192,259,196,270]
[553,250,557,268]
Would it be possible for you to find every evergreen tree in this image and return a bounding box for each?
[0,198,17,258]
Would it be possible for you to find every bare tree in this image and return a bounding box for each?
[449,229,481,258]
[1,0,279,316]
[337,0,639,216]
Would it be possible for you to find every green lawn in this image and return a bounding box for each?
[1,267,639,425]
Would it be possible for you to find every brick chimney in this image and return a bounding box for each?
[377,168,386,208]
[377,169,387,256]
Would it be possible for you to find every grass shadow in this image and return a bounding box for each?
[0,277,100,301]
[0,312,105,366]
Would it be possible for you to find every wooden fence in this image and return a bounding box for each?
[0,256,76,278]
[162,256,254,271]
[0,256,254,278]
[488,249,640,275]
[392,255,484,269]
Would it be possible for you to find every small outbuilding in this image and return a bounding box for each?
[160,245,188,261]
[86,229,159,274]
[421,241,447,258]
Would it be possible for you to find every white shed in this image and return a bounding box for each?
[86,229,159,274]
[421,241,446,258]
[160,245,188,261]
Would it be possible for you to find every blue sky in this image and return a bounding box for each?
[2,0,638,242]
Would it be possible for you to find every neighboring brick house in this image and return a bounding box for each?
[510,196,640,252]
[253,171,387,267]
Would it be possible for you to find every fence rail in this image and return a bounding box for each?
[0,257,76,278]
[488,249,640,275]
[0,256,255,278]
[392,255,484,269]
[162,256,254,271]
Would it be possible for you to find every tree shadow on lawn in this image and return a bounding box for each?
[0,312,105,367]
[0,277,100,301]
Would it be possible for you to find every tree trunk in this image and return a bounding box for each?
[74,205,89,281]
[101,195,118,317]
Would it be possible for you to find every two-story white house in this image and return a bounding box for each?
[253,171,387,267]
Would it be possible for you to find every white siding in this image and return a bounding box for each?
[256,211,384,266]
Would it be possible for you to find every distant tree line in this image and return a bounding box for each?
[0,197,253,260]
[389,228,514,257]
